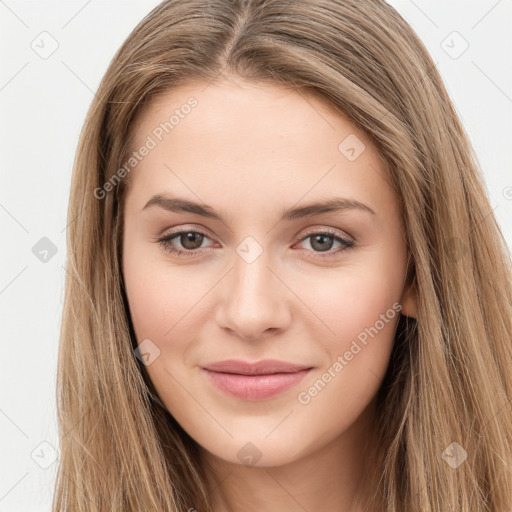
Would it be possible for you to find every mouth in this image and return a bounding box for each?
[201,366,313,401]
[201,358,313,375]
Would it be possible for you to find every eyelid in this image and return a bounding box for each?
[297,226,354,244]
[159,224,217,242]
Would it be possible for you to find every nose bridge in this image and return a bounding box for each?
[215,240,290,339]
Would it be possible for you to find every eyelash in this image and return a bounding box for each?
[155,228,355,259]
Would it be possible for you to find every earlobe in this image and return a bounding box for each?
[400,280,417,319]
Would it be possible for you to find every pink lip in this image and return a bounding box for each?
[201,359,313,401]
[202,358,312,375]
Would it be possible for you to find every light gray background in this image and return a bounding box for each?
[0,1,511,510]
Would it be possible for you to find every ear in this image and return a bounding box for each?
[400,277,417,319]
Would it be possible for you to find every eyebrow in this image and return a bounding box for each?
[142,193,376,222]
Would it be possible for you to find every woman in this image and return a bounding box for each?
[53,0,512,510]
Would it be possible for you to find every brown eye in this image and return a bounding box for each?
[178,231,205,250]
[309,233,335,252]
[296,230,355,258]
[157,230,212,256]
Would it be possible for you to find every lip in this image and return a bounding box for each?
[201,359,313,401]
[202,359,312,375]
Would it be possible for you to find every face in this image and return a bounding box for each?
[122,77,416,468]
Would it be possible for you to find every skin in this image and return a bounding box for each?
[122,76,417,512]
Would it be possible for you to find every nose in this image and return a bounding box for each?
[214,250,291,341]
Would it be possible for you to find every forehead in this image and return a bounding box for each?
[126,78,395,219]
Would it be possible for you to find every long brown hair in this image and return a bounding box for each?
[53,0,512,510]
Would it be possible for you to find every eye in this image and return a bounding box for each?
[155,227,355,258]
[156,229,215,257]
[294,229,355,258]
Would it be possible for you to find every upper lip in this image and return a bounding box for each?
[201,359,313,376]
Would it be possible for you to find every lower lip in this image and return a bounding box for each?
[202,368,312,401]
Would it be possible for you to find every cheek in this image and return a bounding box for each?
[295,250,405,401]
[304,262,403,348]
[123,257,209,413]
[313,290,399,404]
[123,248,206,344]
